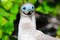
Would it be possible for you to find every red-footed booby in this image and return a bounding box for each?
[18,3,60,40]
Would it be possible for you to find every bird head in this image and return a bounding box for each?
[20,3,35,16]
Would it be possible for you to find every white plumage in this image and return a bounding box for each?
[18,3,60,40]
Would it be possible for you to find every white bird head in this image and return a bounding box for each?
[20,3,35,16]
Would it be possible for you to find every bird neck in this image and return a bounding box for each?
[20,15,32,20]
[18,14,36,40]
[19,14,36,32]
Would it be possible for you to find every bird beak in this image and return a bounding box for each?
[27,10,33,15]
[27,11,32,15]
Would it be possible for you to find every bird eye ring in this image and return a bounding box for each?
[32,6,34,9]
[23,7,26,10]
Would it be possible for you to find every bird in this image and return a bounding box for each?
[18,3,60,40]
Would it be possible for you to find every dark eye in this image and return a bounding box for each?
[32,6,34,9]
[23,7,26,10]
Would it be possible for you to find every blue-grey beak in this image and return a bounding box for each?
[27,10,33,15]
[24,10,33,15]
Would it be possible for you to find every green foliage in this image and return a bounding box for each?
[2,1,13,10]
[28,0,36,4]
[2,35,9,40]
[57,26,60,35]
[35,1,60,17]
[35,2,52,14]
[0,0,19,40]
[0,29,2,38]
[10,4,19,15]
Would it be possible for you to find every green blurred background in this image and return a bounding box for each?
[0,0,60,40]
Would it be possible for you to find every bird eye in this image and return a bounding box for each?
[32,6,34,9]
[23,7,26,10]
